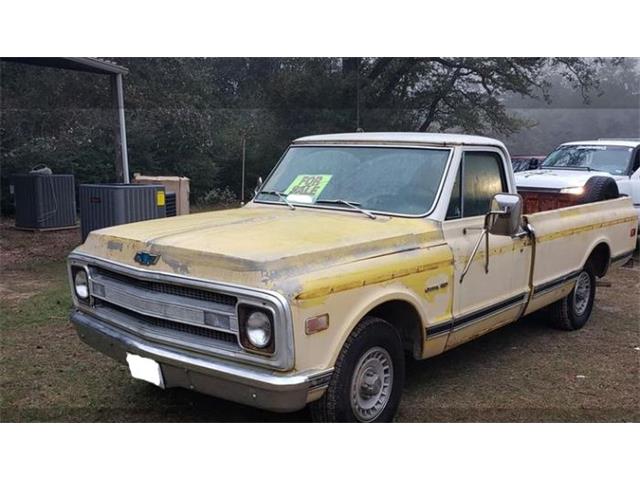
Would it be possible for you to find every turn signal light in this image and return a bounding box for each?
[305,314,329,335]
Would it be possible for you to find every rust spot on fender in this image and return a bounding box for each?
[160,254,190,275]
[107,240,123,251]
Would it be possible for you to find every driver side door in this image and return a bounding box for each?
[441,149,530,349]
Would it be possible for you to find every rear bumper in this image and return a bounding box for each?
[71,310,332,413]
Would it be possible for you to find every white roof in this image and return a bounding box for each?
[560,139,640,148]
[293,132,507,149]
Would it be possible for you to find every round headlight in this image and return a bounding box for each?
[74,269,89,299]
[245,310,272,348]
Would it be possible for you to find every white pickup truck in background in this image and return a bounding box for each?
[515,139,640,231]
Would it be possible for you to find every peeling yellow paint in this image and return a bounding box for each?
[457,215,635,265]
[295,253,452,301]
[75,205,446,297]
[536,216,637,243]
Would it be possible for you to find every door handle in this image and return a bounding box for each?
[463,226,483,235]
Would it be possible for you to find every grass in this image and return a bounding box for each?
[0,263,71,330]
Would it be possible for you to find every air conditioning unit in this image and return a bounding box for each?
[165,191,177,217]
[132,174,190,215]
[11,174,76,230]
[79,183,166,241]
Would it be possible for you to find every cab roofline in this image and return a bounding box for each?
[560,139,640,148]
[292,132,508,149]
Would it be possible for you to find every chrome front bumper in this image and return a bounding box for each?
[71,310,332,413]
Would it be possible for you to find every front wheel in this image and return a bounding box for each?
[547,266,596,330]
[310,316,405,422]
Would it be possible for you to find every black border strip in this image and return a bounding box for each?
[533,270,581,296]
[426,293,526,337]
[426,253,636,339]
[425,322,452,336]
[611,249,635,263]
[452,294,526,330]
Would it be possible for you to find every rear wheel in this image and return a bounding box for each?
[310,316,405,422]
[547,266,596,330]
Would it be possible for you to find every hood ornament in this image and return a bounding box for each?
[134,251,160,266]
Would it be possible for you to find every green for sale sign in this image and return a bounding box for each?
[284,174,332,202]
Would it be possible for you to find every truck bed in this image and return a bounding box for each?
[523,197,636,314]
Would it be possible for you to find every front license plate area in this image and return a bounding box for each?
[126,353,165,388]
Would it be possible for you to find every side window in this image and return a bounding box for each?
[446,165,462,220]
[446,151,508,219]
[633,149,640,173]
[463,151,507,217]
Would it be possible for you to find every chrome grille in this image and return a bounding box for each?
[69,252,294,370]
[103,301,238,344]
[88,266,240,351]
[92,267,237,306]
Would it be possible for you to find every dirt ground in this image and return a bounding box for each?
[1,217,638,422]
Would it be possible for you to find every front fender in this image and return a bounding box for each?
[288,245,454,372]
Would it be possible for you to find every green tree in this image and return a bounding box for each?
[358,57,612,134]
[1,57,622,214]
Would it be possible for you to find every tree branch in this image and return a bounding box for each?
[419,67,463,131]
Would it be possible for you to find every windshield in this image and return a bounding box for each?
[541,145,634,175]
[255,146,451,215]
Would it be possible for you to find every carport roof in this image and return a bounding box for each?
[1,57,131,182]
[1,57,128,75]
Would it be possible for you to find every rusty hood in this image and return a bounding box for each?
[74,205,444,295]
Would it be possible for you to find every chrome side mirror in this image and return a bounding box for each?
[253,176,263,196]
[486,193,523,237]
[460,193,525,283]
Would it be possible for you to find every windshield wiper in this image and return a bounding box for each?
[258,190,296,210]
[543,165,605,172]
[315,199,377,219]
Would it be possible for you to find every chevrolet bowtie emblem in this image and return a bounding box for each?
[134,251,160,266]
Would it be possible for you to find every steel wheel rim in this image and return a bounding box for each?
[573,271,591,316]
[350,346,393,422]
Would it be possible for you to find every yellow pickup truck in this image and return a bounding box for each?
[68,133,638,422]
